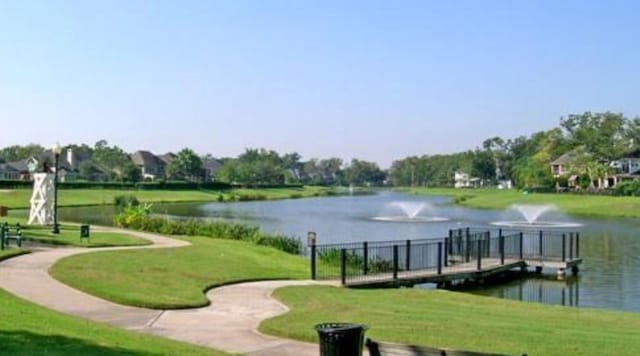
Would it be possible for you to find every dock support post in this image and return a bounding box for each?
[477,239,482,270]
[562,234,566,262]
[406,239,411,271]
[437,241,443,275]
[485,232,490,257]
[393,245,399,280]
[539,230,543,257]
[576,232,580,258]
[444,238,449,267]
[340,249,346,285]
[363,242,368,275]
[499,231,504,265]
[465,229,470,262]
[519,232,524,260]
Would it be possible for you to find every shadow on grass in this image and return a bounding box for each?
[0,330,161,356]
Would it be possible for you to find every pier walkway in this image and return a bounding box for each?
[310,228,582,287]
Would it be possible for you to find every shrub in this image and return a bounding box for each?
[113,207,301,254]
[113,194,140,210]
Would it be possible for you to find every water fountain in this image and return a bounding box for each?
[372,201,449,223]
[491,204,582,228]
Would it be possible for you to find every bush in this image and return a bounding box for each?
[113,194,140,210]
[613,180,640,196]
[113,207,301,254]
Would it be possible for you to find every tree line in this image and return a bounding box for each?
[2,112,638,188]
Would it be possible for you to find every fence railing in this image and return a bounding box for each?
[310,227,580,284]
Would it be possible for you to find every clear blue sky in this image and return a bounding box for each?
[1,1,638,168]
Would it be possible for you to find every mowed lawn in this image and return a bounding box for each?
[406,187,640,218]
[261,286,640,356]
[51,237,308,309]
[0,288,226,356]
[0,186,334,209]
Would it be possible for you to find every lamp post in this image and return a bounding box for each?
[52,142,62,234]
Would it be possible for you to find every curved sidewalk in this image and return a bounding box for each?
[0,228,330,355]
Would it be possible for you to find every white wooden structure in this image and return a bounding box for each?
[28,173,54,225]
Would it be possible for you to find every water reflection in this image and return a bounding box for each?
[468,276,580,307]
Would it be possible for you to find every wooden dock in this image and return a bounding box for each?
[310,227,583,288]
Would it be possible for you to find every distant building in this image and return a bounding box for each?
[454,171,480,188]
[130,150,167,180]
[203,157,223,181]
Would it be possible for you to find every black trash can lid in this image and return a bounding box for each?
[315,322,368,333]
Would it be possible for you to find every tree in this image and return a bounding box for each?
[560,112,628,160]
[343,159,386,186]
[471,150,496,185]
[0,144,45,162]
[166,148,204,181]
[91,140,133,180]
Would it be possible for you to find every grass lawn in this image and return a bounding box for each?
[0,289,226,356]
[0,217,149,247]
[50,237,308,309]
[404,187,640,218]
[261,286,640,356]
[0,186,337,209]
[0,249,29,262]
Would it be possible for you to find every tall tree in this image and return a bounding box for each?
[166,148,204,181]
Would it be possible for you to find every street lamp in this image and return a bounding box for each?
[52,142,63,234]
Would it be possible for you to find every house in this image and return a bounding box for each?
[130,150,166,180]
[202,158,222,181]
[454,172,480,188]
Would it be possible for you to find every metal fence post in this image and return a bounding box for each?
[465,230,471,262]
[340,249,347,285]
[539,230,543,257]
[519,232,524,259]
[477,239,482,270]
[486,232,491,257]
[500,232,504,265]
[444,238,449,267]
[393,245,399,280]
[569,233,574,260]
[438,241,443,275]
[576,232,580,258]
[310,244,316,280]
[363,241,368,275]
[406,239,411,271]
[562,234,566,262]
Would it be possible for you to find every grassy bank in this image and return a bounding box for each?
[0,288,226,355]
[0,217,149,247]
[261,286,640,356]
[51,237,308,309]
[0,249,29,261]
[0,186,338,209]
[404,187,640,218]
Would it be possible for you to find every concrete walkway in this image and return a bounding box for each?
[0,228,329,355]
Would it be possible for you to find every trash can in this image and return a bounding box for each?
[315,322,368,356]
[80,225,90,239]
[0,206,7,217]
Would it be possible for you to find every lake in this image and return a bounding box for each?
[58,191,640,313]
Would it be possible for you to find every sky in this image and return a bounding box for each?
[1,0,639,168]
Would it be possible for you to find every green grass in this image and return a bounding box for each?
[404,187,640,218]
[50,237,308,309]
[0,248,29,261]
[0,186,336,209]
[0,217,149,247]
[0,288,227,356]
[261,286,640,356]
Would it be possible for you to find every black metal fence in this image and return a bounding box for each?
[310,227,580,284]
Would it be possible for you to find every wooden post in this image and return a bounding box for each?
[444,238,449,267]
[477,239,482,270]
[519,232,524,259]
[340,248,347,285]
[393,245,399,280]
[363,241,368,275]
[562,234,566,262]
[437,241,443,275]
[310,244,317,280]
[406,239,411,271]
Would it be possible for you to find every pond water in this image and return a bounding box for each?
[54,191,640,313]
